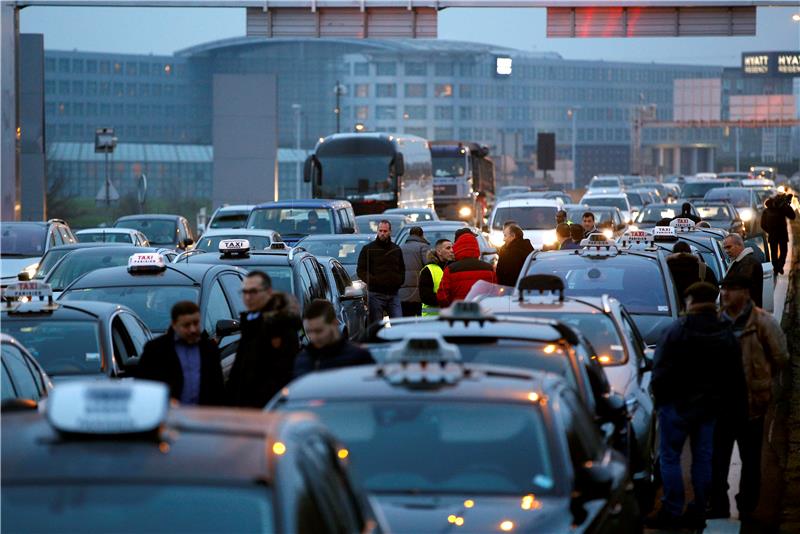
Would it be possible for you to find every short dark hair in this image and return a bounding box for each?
[303,298,337,323]
[556,223,571,238]
[409,226,424,237]
[569,223,584,241]
[502,220,518,229]
[171,301,200,322]
[673,241,691,254]
[506,223,524,240]
[435,238,452,247]
[246,271,272,290]
[556,210,567,219]
[582,211,595,222]
[685,282,718,303]
[378,219,392,229]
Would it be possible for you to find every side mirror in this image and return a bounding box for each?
[182,238,194,248]
[342,226,356,234]
[642,346,655,372]
[17,271,31,281]
[393,153,405,177]
[343,285,364,300]
[303,155,313,183]
[215,318,240,338]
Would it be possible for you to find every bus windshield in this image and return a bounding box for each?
[317,138,396,201]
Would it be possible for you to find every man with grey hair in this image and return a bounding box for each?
[722,233,763,308]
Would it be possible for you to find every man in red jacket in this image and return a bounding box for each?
[437,231,497,307]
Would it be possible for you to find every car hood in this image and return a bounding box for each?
[374,493,572,533]
[0,257,39,282]
[630,314,674,346]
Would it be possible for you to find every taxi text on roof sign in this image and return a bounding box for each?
[669,218,696,232]
[219,239,251,254]
[3,280,53,299]
[127,252,166,272]
[653,226,678,240]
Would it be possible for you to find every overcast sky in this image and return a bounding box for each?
[19,5,800,66]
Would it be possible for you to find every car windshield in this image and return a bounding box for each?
[60,286,200,333]
[626,193,645,206]
[695,205,734,221]
[210,212,249,229]
[281,400,555,495]
[32,249,73,280]
[45,249,147,291]
[196,235,272,252]
[2,320,102,375]
[248,208,334,237]
[753,189,774,205]
[295,239,371,265]
[524,255,670,314]
[76,232,135,244]
[356,217,405,238]
[567,208,616,226]
[635,206,678,223]
[591,179,619,189]
[582,197,628,211]
[432,156,467,177]
[2,485,274,533]
[386,210,435,222]
[682,182,720,198]
[241,266,294,294]
[1,224,47,257]
[704,189,750,207]
[491,207,556,230]
[116,219,177,246]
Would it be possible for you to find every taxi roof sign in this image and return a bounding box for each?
[579,234,619,257]
[47,380,169,435]
[669,218,696,232]
[619,229,654,249]
[128,253,166,273]
[219,239,250,255]
[381,334,464,386]
[3,281,53,300]
[653,225,678,241]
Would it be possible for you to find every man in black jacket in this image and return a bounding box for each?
[722,233,763,307]
[495,223,533,286]
[666,241,718,310]
[761,194,796,275]
[646,282,746,530]
[672,202,701,224]
[357,220,405,324]
[293,299,373,378]
[227,272,302,408]
[137,301,225,406]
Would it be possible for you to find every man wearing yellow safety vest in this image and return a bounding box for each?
[418,239,455,316]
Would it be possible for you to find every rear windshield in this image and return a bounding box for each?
[210,213,249,229]
[704,189,750,207]
[491,206,556,230]
[524,255,670,314]
[635,206,677,224]
[681,182,720,198]
[33,249,73,280]
[591,179,619,189]
[60,286,200,333]
[695,205,734,221]
[1,224,47,257]
[248,208,334,237]
[2,485,274,533]
[296,239,371,265]
[582,197,628,211]
[45,249,144,291]
[2,320,102,375]
[196,235,272,252]
[115,219,177,246]
[243,266,295,294]
[76,232,135,244]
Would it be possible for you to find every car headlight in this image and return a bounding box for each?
[739,208,754,222]
[602,228,614,240]
[458,206,473,218]
[489,231,505,248]
[542,230,558,247]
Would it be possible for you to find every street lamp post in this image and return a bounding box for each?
[292,103,302,199]
[567,107,581,190]
[333,81,347,134]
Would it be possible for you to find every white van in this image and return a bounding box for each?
[487,198,563,250]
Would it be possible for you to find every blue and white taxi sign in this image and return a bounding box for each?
[669,218,696,232]
[653,225,678,241]
[4,280,53,300]
[219,239,250,255]
[47,380,169,435]
[128,252,166,273]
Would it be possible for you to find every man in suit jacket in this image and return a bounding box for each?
[137,300,225,405]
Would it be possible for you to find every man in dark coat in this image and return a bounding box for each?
[760,194,796,275]
[398,226,430,317]
[137,301,225,406]
[672,202,701,224]
[227,272,302,408]
[357,219,405,324]
[437,231,497,307]
[645,283,746,530]
[293,299,373,378]
[722,233,763,307]
[560,224,584,250]
[495,223,533,286]
[666,241,718,309]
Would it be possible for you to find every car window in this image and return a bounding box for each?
[220,273,247,315]
[58,226,75,244]
[51,227,63,246]
[1,361,17,400]
[118,312,149,358]
[204,281,234,335]
[313,261,331,300]
[332,263,349,295]
[111,316,135,368]
[2,345,40,400]
[297,261,314,308]
[557,388,602,465]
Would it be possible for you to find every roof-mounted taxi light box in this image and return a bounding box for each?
[440,301,495,323]
[219,239,251,256]
[517,274,565,304]
[380,334,464,386]
[2,280,54,305]
[669,218,696,233]
[652,225,678,242]
[269,242,288,250]
[127,253,166,273]
[579,234,619,257]
[618,230,655,250]
[47,380,169,436]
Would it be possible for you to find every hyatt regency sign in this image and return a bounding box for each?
[742,52,800,77]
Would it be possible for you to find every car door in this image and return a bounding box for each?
[117,311,151,371]
[620,309,655,477]
[203,278,240,374]
[744,233,774,312]
[1,344,43,401]
[331,261,366,340]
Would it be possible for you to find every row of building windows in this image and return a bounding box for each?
[46,124,202,142]
[46,101,196,120]
[45,57,179,77]
[45,80,188,98]
[347,60,709,84]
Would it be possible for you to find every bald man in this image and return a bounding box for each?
[722,234,763,308]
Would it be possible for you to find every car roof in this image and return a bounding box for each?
[2,299,132,321]
[372,315,572,344]
[2,408,318,484]
[75,228,138,234]
[385,207,434,213]
[355,214,408,221]
[44,242,130,252]
[281,364,563,403]
[479,294,611,316]
[199,229,279,237]
[63,262,232,289]
[1,221,48,227]
[213,205,254,212]
[253,200,350,209]
[116,214,183,221]
[495,198,562,208]
[298,234,372,241]
[581,192,627,199]
[177,250,294,267]
[49,245,155,259]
